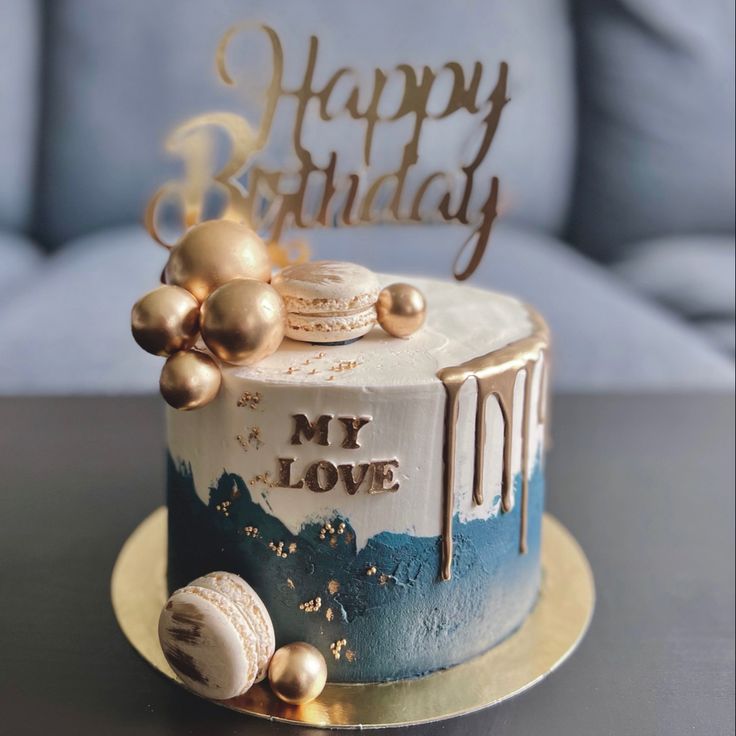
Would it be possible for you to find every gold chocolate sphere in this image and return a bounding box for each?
[200,278,286,365]
[376,283,427,338]
[268,642,327,705]
[164,220,272,302]
[159,351,222,410]
[131,285,200,356]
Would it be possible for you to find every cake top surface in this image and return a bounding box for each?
[224,275,533,388]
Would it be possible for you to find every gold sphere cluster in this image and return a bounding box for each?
[159,351,221,411]
[200,279,285,366]
[133,222,429,409]
[165,219,272,301]
[131,220,285,411]
[131,285,200,356]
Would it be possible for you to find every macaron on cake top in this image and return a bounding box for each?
[158,572,275,700]
[272,261,381,344]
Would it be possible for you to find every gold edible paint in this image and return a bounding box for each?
[437,307,549,581]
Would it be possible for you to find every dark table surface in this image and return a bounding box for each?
[0,393,734,736]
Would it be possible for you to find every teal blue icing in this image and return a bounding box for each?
[167,455,544,682]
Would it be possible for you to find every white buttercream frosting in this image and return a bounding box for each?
[167,275,546,550]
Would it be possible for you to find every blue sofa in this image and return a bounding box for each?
[0,0,733,393]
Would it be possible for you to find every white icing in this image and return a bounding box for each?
[167,275,546,550]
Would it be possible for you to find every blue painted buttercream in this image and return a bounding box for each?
[166,455,544,682]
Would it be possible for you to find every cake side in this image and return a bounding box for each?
[166,275,549,682]
[166,457,544,682]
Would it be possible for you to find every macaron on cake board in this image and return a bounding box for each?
[158,572,273,700]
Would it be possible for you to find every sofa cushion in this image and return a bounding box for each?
[570,0,735,259]
[0,0,40,232]
[37,0,575,248]
[0,223,732,394]
[613,234,735,355]
[0,230,43,301]
[613,235,735,318]
[697,319,735,357]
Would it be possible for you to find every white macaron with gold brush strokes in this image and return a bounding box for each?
[158,571,275,700]
[158,570,328,705]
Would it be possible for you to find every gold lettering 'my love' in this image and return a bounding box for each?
[146,23,510,279]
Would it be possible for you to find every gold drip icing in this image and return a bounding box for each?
[437,308,549,581]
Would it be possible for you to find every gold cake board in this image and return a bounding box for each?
[111,508,594,730]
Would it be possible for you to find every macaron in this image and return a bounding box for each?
[272,261,380,344]
[189,572,275,681]
[158,571,275,700]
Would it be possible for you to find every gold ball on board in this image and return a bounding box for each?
[159,351,222,411]
[268,642,327,705]
[376,283,427,338]
[131,285,200,356]
[200,279,286,366]
[164,220,272,302]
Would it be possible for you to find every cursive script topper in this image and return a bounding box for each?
[145,23,510,279]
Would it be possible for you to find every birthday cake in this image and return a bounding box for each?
[141,228,550,685]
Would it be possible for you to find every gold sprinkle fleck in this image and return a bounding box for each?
[288,542,298,554]
[378,574,390,585]
[329,638,348,660]
[325,607,334,622]
[237,391,261,410]
[236,427,263,452]
[330,360,360,373]
[286,578,295,590]
[215,500,232,517]
[345,650,356,663]
[268,540,289,558]
[249,426,263,447]
[299,596,322,613]
[249,472,274,488]
[327,580,340,595]
[365,565,377,577]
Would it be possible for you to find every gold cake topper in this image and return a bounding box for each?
[146,23,510,279]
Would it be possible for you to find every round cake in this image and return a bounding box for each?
[166,275,549,682]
